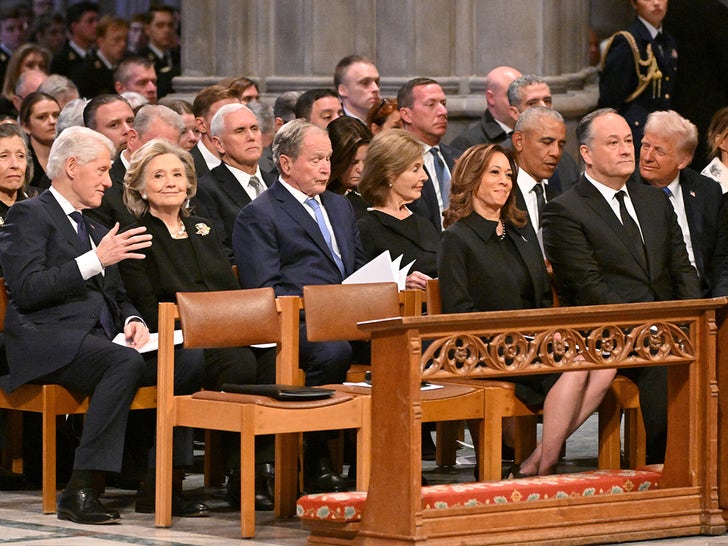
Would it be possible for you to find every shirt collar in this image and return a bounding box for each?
[68,40,89,58]
[584,172,628,202]
[148,43,167,59]
[637,16,661,39]
[225,162,262,185]
[278,177,318,206]
[49,186,79,216]
[516,164,544,195]
[96,50,114,70]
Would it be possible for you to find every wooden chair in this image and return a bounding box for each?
[0,280,157,514]
[302,282,486,475]
[426,278,646,476]
[154,288,370,538]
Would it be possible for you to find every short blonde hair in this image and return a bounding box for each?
[123,138,197,219]
[358,129,423,206]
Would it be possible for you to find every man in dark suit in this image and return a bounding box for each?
[197,103,275,257]
[190,85,241,178]
[85,104,183,229]
[511,106,567,248]
[50,2,99,79]
[598,0,676,155]
[398,77,462,231]
[451,65,522,151]
[639,110,722,295]
[233,119,365,492]
[83,94,136,155]
[73,16,129,100]
[507,74,580,194]
[136,6,179,100]
[542,108,701,465]
[0,127,153,524]
[113,57,158,105]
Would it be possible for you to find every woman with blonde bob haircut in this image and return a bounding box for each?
[357,128,439,290]
[120,138,277,511]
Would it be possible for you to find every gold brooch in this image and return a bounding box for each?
[195,223,210,236]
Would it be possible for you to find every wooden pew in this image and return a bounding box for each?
[299,298,726,545]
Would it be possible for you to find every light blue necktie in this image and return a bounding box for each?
[430,147,451,208]
[304,198,345,278]
[663,187,673,198]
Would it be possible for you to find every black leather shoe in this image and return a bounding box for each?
[136,486,209,517]
[226,465,275,511]
[57,488,120,524]
[304,457,349,494]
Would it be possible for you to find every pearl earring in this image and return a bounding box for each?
[141,193,147,200]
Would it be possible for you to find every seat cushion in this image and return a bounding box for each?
[297,467,663,522]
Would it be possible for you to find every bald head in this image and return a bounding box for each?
[484,66,522,127]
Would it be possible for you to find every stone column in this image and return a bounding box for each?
[174,0,597,145]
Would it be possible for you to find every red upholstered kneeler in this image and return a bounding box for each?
[297,467,663,523]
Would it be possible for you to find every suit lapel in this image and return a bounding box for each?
[215,164,252,209]
[508,223,547,305]
[578,177,649,275]
[40,191,88,255]
[271,182,339,267]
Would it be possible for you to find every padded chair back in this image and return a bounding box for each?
[426,278,442,315]
[177,288,280,348]
[303,282,400,342]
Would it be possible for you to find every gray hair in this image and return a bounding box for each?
[0,123,33,187]
[576,107,618,148]
[46,126,115,179]
[644,110,699,158]
[274,91,301,123]
[514,105,564,133]
[209,103,252,138]
[134,104,184,139]
[123,138,197,219]
[507,74,548,108]
[120,91,148,111]
[272,119,326,171]
[56,98,90,137]
[246,100,275,136]
[38,75,79,107]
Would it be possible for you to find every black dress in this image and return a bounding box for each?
[357,209,439,278]
[438,212,556,406]
[119,213,275,388]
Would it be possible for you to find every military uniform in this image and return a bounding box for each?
[50,41,89,81]
[137,45,180,99]
[598,17,677,153]
[72,49,117,99]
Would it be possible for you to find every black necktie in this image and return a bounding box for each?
[429,147,450,208]
[655,32,666,57]
[532,183,546,227]
[615,191,647,265]
[69,212,116,338]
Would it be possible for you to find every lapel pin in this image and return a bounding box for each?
[690,191,696,197]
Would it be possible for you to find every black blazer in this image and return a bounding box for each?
[637,168,722,294]
[357,209,440,278]
[451,110,511,151]
[542,175,700,306]
[438,212,552,314]
[119,213,238,329]
[196,163,276,255]
[190,143,211,178]
[0,190,139,390]
[408,142,462,232]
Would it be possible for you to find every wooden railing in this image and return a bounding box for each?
[348,298,726,545]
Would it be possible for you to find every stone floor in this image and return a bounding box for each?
[1,415,727,545]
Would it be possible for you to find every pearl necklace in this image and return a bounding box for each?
[170,221,187,239]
